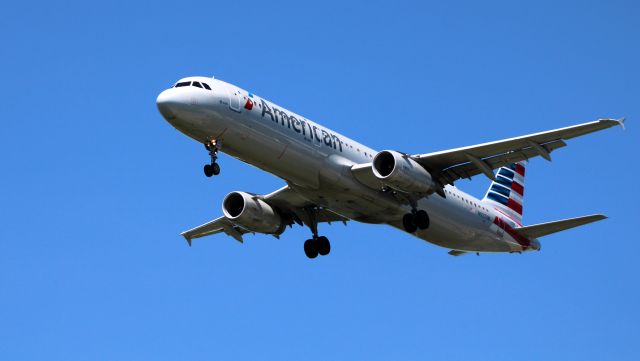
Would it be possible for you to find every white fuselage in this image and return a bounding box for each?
[157,76,540,253]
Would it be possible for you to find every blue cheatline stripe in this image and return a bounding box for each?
[487,192,509,205]
[491,184,511,197]
[494,175,513,188]
[498,168,515,179]
[508,163,517,170]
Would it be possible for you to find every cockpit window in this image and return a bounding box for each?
[172,80,213,91]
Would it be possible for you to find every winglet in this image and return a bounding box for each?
[184,235,193,247]
[599,117,626,130]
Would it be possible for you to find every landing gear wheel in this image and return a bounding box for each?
[302,206,333,258]
[316,236,331,256]
[415,210,430,230]
[211,162,220,175]
[304,239,318,259]
[203,164,214,177]
[402,213,418,233]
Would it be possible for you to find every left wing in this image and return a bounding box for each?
[181,185,348,246]
[413,118,624,185]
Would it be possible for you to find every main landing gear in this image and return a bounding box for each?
[304,236,331,259]
[402,209,430,233]
[203,140,221,177]
[303,206,331,259]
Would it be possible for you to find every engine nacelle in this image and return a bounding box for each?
[372,150,436,194]
[222,191,284,234]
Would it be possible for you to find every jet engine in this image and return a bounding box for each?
[372,150,436,194]
[222,191,284,234]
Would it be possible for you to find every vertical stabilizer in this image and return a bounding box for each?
[482,162,526,225]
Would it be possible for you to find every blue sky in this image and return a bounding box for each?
[1,0,638,359]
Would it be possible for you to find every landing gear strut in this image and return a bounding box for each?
[303,206,331,259]
[402,209,429,233]
[203,140,221,177]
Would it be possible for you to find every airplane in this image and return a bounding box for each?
[156,76,624,258]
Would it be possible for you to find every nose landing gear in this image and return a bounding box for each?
[203,140,221,177]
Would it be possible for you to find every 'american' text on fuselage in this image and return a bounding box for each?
[260,99,344,152]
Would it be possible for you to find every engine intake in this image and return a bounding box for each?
[222,191,284,234]
[372,150,436,194]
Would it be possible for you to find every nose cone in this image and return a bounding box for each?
[156,89,177,121]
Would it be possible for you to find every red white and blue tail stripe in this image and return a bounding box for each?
[482,162,526,225]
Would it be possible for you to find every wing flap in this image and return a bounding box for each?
[439,140,566,184]
[414,118,623,185]
[514,214,607,239]
[264,186,349,224]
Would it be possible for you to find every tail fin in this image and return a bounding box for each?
[482,162,526,225]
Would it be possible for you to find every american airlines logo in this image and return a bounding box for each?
[260,99,344,152]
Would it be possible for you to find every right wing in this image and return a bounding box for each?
[514,214,607,239]
[181,217,249,245]
[181,185,348,246]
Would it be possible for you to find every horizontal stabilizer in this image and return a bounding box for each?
[515,214,607,239]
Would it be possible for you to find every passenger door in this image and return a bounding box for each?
[226,85,242,112]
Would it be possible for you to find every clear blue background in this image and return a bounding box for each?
[1,1,638,359]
